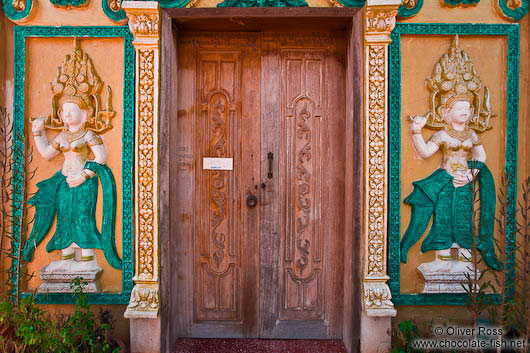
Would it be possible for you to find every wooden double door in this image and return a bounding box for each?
[174,31,346,339]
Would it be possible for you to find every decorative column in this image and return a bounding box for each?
[360,2,400,351]
[122,1,161,320]
[362,0,400,318]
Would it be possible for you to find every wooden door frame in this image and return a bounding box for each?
[159,8,363,352]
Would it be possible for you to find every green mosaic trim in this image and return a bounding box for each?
[217,0,308,6]
[12,26,135,305]
[49,0,88,7]
[158,0,191,8]
[443,0,480,6]
[2,0,33,21]
[102,0,127,22]
[398,0,423,18]
[388,23,519,306]
[497,0,529,21]
[337,0,365,6]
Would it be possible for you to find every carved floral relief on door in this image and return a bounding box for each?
[280,50,326,320]
[196,51,241,321]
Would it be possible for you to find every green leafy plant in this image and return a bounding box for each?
[0,277,121,353]
[391,320,421,353]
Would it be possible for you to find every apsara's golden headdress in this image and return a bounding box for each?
[424,36,495,132]
[44,38,115,133]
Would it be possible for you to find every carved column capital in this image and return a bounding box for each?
[364,0,400,43]
[365,8,398,36]
[362,0,399,317]
[122,1,161,320]
[122,1,160,44]
[124,282,160,319]
[363,279,396,317]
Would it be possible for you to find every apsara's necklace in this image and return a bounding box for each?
[62,128,87,143]
[445,126,472,142]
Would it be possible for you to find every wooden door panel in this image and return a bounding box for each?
[281,50,325,321]
[176,33,261,337]
[196,50,241,321]
[260,32,345,339]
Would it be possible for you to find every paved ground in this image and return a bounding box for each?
[172,339,348,353]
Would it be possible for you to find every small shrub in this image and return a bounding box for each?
[392,320,421,353]
[0,277,121,353]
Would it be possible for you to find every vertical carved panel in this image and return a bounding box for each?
[195,51,241,321]
[280,50,325,320]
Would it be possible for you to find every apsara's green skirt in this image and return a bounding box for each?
[22,162,121,270]
[400,161,501,270]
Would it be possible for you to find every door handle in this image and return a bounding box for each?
[246,194,258,208]
[267,152,273,179]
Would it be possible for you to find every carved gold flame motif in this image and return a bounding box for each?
[108,0,121,12]
[507,0,522,9]
[423,35,495,132]
[42,38,115,134]
[12,0,25,11]
[403,0,417,8]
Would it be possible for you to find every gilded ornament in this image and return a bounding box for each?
[128,13,160,36]
[363,282,395,314]
[124,283,159,318]
[327,0,344,7]
[398,0,424,18]
[366,45,386,277]
[122,1,161,318]
[421,36,495,132]
[365,9,398,34]
[185,0,199,7]
[506,0,522,9]
[108,0,121,12]
[402,0,416,8]
[137,49,156,279]
[12,0,25,11]
[44,38,115,133]
[362,2,399,316]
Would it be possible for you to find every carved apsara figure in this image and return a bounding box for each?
[22,39,121,271]
[400,36,501,271]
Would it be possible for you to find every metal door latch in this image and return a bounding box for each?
[267,152,273,179]
[246,194,258,208]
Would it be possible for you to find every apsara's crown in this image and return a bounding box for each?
[424,36,495,132]
[44,38,115,133]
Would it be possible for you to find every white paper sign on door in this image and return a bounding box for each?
[203,157,233,171]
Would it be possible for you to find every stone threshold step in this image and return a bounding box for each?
[172,338,347,353]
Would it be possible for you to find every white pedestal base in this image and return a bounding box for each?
[38,259,102,293]
[418,259,479,294]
